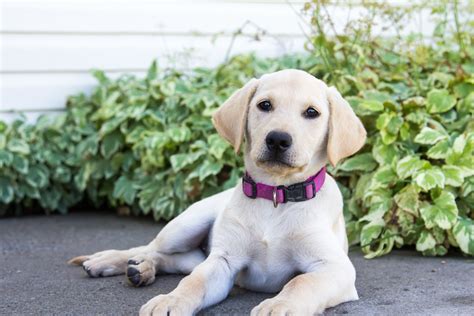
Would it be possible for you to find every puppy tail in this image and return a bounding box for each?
[67,255,89,265]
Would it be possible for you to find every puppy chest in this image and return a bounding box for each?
[245,216,303,265]
[237,240,296,292]
[235,235,297,291]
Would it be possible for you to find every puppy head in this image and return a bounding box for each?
[212,69,366,184]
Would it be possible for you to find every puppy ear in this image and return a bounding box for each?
[212,78,259,153]
[327,86,367,166]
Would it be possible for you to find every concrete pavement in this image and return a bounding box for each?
[1,212,473,315]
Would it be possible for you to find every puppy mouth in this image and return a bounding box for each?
[256,158,307,178]
[258,160,294,169]
[256,153,296,169]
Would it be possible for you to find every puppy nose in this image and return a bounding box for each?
[265,131,292,152]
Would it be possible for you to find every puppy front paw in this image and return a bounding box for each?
[139,294,195,316]
[251,298,310,316]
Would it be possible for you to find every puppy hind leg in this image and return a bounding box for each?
[66,201,211,279]
[147,190,233,253]
[149,214,213,254]
[68,213,210,280]
[69,189,233,279]
[158,248,207,274]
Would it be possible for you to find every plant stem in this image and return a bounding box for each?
[453,0,466,58]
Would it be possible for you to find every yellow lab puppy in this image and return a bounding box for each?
[69,69,366,315]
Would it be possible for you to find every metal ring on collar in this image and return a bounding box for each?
[272,188,278,208]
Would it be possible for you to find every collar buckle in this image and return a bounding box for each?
[284,181,316,202]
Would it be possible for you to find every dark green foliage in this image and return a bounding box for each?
[0,55,315,220]
[0,0,472,257]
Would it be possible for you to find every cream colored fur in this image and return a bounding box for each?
[69,69,367,315]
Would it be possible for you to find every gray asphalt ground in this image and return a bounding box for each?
[1,212,473,316]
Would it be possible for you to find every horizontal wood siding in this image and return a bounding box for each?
[0,0,437,121]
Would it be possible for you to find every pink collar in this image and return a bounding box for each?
[242,167,326,207]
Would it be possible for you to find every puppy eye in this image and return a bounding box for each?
[304,107,320,119]
[257,100,272,112]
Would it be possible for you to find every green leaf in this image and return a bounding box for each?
[76,135,99,158]
[359,200,391,222]
[167,127,191,143]
[99,115,127,136]
[360,218,384,247]
[414,127,447,145]
[461,176,474,197]
[0,150,13,167]
[144,131,167,150]
[359,100,384,112]
[198,160,223,181]
[161,81,176,96]
[380,129,397,144]
[128,90,149,106]
[22,183,40,199]
[363,229,396,259]
[0,121,6,134]
[452,134,466,154]
[113,176,136,205]
[405,111,425,124]
[338,153,377,172]
[420,192,458,229]
[372,166,397,186]
[26,165,49,189]
[7,139,30,155]
[12,155,29,174]
[372,140,399,165]
[376,112,392,130]
[74,162,92,191]
[414,167,445,192]
[380,51,400,65]
[453,82,474,98]
[400,123,410,140]
[396,156,425,179]
[170,151,204,172]
[126,126,147,144]
[441,165,464,187]
[403,96,425,108]
[394,184,419,216]
[426,89,456,113]
[101,131,123,159]
[53,166,71,183]
[386,116,403,135]
[427,139,451,159]
[147,60,158,81]
[91,69,110,85]
[208,134,229,160]
[416,230,437,252]
[429,72,453,87]
[452,218,474,255]
[0,177,14,204]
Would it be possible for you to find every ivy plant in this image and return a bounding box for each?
[0,0,472,257]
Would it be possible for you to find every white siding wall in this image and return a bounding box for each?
[0,0,311,122]
[0,0,437,122]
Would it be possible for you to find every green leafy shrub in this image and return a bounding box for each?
[302,0,473,257]
[0,0,472,257]
[0,55,316,219]
[0,117,83,214]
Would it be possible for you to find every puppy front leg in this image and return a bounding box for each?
[252,256,358,316]
[139,253,243,316]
